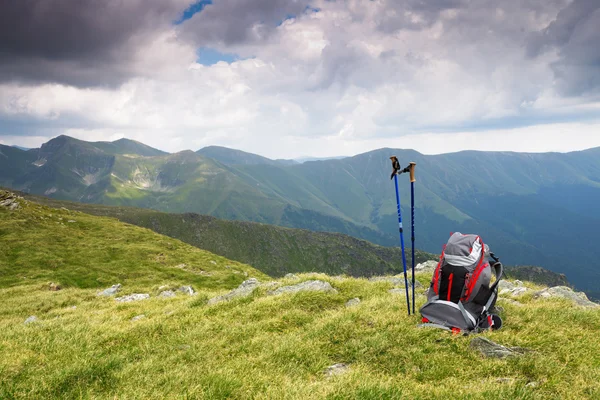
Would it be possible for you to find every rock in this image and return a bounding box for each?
[70,306,77,310]
[345,298,361,307]
[115,293,150,302]
[131,314,146,321]
[178,285,196,296]
[210,260,217,265]
[284,273,299,279]
[208,279,261,304]
[500,285,529,297]
[67,220,76,223]
[415,260,438,273]
[514,280,523,287]
[534,286,599,308]
[496,378,515,384]
[97,284,122,296]
[48,282,61,291]
[470,337,530,358]
[0,191,23,210]
[268,280,337,296]
[324,363,349,377]
[159,290,176,298]
[526,382,539,388]
[24,316,38,325]
[262,281,280,289]
[511,287,529,297]
[498,280,515,291]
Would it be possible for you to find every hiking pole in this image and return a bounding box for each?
[389,156,411,315]
[409,162,416,315]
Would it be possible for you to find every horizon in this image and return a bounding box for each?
[3,133,600,160]
[1,1,600,158]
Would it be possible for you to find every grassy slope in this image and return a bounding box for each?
[2,273,599,399]
[0,191,264,291]
[1,192,600,399]
[17,194,436,278]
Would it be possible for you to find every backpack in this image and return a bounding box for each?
[419,232,504,334]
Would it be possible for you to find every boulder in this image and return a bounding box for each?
[470,337,530,358]
[345,298,361,307]
[115,293,150,302]
[498,280,515,291]
[534,286,599,308]
[208,278,261,305]
[324,363,349,377]
[178,286,196,296]
[415,260,438,273]
[97,284,122,297]
[268,280,337,296]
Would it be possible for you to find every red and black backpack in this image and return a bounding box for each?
[420,232,503,333]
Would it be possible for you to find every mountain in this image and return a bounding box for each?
[3,135,600,292]
[10,145,31,151]
[89,138,167,156]
[1,189,599,399]
[197,145,297,166]
[15,192,436,278]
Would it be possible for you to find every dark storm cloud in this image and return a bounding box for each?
[527,0,600,96]
[0,0,187,87]
[179,0,308,46]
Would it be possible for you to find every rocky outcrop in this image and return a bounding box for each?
[324,363,349,377]
[115,293,150,302]
[208,279,261,305]
[98,284,122,296]
[267,280,337,296]
[178,286,196,296]
[345,298,361,307]
[470,337,531,358]
[534,286,599,308]
[415,260,438,274]
[0,191,22,210]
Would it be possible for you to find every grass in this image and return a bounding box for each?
[1,275,599,399]
[1,192,599,399]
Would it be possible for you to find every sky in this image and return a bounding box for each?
[1,0,599,159]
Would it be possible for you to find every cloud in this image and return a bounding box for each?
[527,0,600,96]
[0,0,192,87]
[1,0,599,158]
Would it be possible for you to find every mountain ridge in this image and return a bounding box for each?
[3,135,600,292]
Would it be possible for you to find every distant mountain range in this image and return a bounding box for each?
[2,135,600,292]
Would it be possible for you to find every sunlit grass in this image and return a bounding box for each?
[1,195,599,399]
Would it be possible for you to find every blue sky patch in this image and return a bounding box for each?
[175,0,212,25]
[196,47,239,65]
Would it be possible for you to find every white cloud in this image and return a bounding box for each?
[1,0,600,158]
